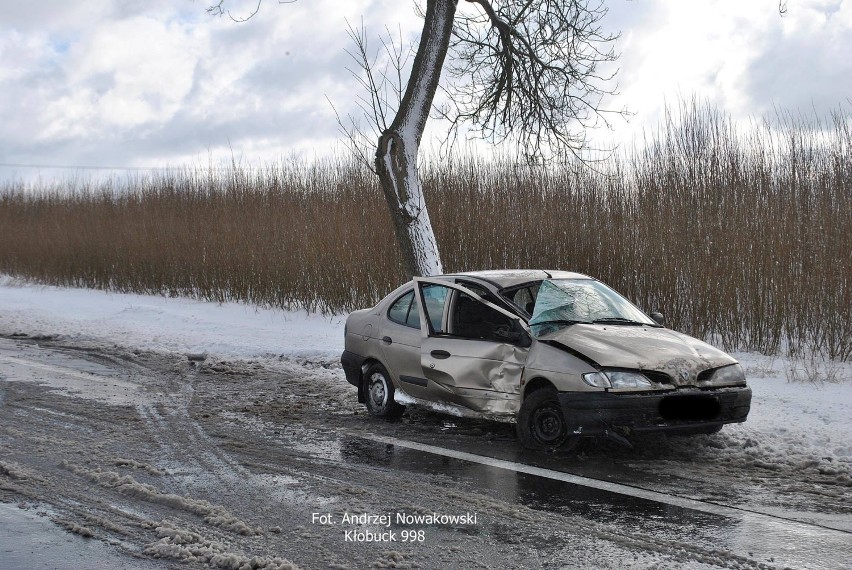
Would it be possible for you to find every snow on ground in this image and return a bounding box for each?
[662,350,852,491]
[1,276,850,478]
[0,276,344,362]
[734,351,852,463]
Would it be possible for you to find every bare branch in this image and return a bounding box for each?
[207,0,296,23]
[209,0,629,166]
[326,95,377,173]
[332,19,416,172]
[446,0,628,162]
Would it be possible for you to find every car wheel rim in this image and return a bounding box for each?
[369,372,388,410]
[531,404,565,445]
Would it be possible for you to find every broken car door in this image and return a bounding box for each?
[413,278,531,415]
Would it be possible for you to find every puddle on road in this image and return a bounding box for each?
[337,436,852,570]
[0,503,167,570]
[217,410,851,569]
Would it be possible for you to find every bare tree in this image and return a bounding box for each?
[208,0,623,278]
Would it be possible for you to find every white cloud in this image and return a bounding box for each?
[39,16,201,138]
[607,0,852,145]
[0,0,849,181]
[743,0,852,114]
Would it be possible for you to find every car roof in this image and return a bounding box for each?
[440,269,592,289]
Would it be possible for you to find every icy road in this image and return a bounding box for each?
[0,280,850,569]
[0,336,850,570]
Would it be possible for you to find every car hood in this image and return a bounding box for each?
[539,324,737,386]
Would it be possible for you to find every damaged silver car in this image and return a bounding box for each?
[341,270,751,449]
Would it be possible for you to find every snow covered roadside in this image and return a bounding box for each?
[0,276,345,362]
[654,350,852,499]
[1,277,850,484]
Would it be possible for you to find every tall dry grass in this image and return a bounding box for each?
[1,102,849,359]
[0,158,396,313]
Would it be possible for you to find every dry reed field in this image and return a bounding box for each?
[1,103,850,360]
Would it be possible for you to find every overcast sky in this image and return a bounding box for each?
[1,0,850,182]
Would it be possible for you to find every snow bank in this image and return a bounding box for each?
[0,277,344,361]
[706,352,852,484]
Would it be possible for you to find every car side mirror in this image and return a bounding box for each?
[650,311,665,326]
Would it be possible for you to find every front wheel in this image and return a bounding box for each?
[363,363,405,420]
[516,388,570,450]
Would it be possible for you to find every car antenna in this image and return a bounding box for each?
[543,270,552,278]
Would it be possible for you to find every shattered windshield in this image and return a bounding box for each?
[529,279,656,336]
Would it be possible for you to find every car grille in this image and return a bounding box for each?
[644,370,674,385]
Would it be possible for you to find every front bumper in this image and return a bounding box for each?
[558,386,752,435]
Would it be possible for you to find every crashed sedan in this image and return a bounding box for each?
[341,270,751,449]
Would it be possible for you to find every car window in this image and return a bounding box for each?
[420,284,450,334]
[512,287,534,314]
[388,291,414,326]
[506,283,541,315]
[406,298,421,328]
[457,279,510,310]
[456,280,490,298]
[529,279,654,335]
[451,292,514,341]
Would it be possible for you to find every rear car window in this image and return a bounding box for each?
[387,291,420,328]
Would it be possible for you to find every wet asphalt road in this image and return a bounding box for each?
[0,336,850,569]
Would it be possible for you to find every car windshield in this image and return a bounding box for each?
[529,279,656,336]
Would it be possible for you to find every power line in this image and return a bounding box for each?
[0,162,284,173]
[0,162,189,171]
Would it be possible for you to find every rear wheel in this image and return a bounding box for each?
[363,363,405,420]
[516,388,570,450]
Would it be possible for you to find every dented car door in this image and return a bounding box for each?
[413,278,531,415]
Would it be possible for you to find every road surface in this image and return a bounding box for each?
[0,336,849,569]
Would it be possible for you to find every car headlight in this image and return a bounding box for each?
[582,372,611,388]
[699,363,746,387]
[607,371,654,389]
[582,371,654,390]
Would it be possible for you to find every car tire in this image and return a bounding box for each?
[363,362,405,420]
[516,388,570,450]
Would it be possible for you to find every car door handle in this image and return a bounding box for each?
[382,336,393,345]
[430,350,451,359]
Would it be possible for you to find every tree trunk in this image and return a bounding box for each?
[375,0,457,278]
